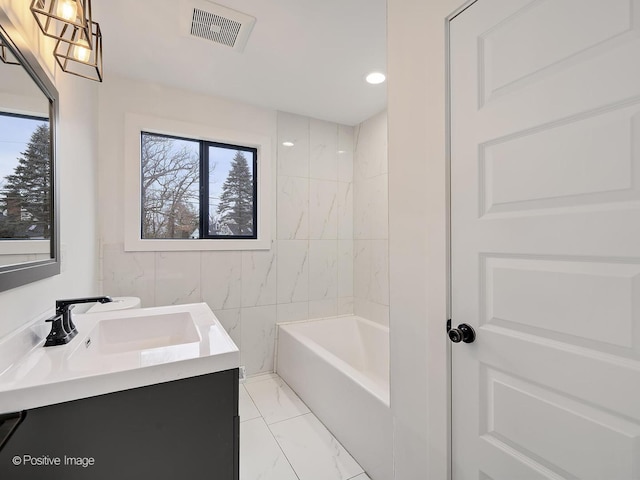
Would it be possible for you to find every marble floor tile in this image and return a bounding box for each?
[244,373,279,384]
[240,418,298,480]
[239,384,261,423]
[348,474,371,480]
[269,413,363,480]
[244,377,310,425]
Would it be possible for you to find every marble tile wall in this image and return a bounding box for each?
[275,111,355,325]
[353,111,389,326]
[102,111,355,376]
[102,111,391,373]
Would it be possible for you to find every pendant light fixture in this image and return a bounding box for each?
[54,20,103,82]
[30,0,93,49]
[0,38,20,65]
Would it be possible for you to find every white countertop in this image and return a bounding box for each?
[0,303,240,414]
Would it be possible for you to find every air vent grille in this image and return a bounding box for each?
[191,8,242,48]
[182,1,256,52]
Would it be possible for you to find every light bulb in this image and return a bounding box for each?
[57,0,78,21]
[72,38,91,63]
[365,72,386,85]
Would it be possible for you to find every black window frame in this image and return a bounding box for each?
[140,131,258,240]
[202,141,258,240]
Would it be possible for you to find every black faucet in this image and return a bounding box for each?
[44,296,113,347]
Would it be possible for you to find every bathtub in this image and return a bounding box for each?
[276,315,392,480]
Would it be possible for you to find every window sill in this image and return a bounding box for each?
[123,238,271,252]
[0,240,49,255]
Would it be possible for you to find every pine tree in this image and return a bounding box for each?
[2,123,51,238]
[216,151,254,235]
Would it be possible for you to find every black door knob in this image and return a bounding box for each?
[448,323,475,344]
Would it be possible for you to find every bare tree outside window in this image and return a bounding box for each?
[140,132,257,240]
[141,133,199,239]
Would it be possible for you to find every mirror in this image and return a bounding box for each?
[0,10,59,292]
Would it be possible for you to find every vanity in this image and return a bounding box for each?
[0,303,241,479]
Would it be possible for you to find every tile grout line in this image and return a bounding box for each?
[238,383,261,424]
[243,373,278,385]
[239,415,300,480]
[265,411,311,427]
[239,416,261,424]
[239,379,301,480]
[345,473,367,480]
[243,378,312,427]
[261,414,302,480]
[242,374,365,479]
[305,412,364,474]
[273,402,366,479]
[242,375,307,480]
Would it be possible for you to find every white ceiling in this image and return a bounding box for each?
[92,0,387,126]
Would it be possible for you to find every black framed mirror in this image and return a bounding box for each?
[0,9,59,292]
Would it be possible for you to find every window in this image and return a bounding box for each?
[0,112,51,242]
[141,132,258,240]
[124,113,271,252]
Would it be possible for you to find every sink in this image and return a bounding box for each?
[93,311,201,354]
[0,303,240,414]
[66,310,205,372]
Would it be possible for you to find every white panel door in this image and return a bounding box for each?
[450,0,640,478]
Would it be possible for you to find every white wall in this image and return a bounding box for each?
[98,79,355,375]
[388,0,463,478]
[353,110,389,326]
[0,59,48,115]
[0,2,100,339]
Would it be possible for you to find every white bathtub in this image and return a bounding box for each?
[276,315,392,480]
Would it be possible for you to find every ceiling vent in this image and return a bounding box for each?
[182,1,256,52]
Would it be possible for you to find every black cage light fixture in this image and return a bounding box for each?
[30,0,93,49]
[0,38,20,65]
[54,20,103,82]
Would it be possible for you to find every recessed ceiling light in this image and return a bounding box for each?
[282,141,295,147]
[366,72,386,85]
[338,150,346,154]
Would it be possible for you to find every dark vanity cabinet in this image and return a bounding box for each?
[0,368,239,480]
